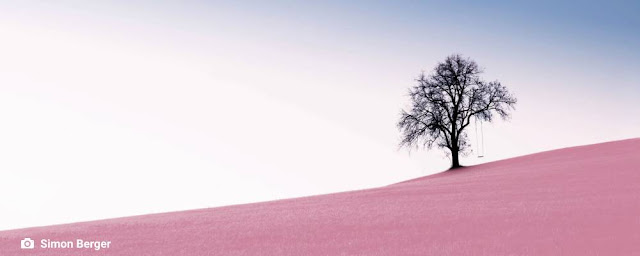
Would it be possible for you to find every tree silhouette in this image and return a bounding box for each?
[398,54,517,169]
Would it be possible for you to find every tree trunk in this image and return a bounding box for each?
[451,146,461,169]
[450,111,461,169]
[450,132,462,169]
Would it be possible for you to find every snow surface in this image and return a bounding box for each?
[1,138,639,255]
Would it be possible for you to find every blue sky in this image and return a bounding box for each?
[0,1,638,230]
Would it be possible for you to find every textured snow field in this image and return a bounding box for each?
[1,138,639,255]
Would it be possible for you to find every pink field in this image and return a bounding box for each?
[1,138,639,255]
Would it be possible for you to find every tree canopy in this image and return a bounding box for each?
[398,54,517,169]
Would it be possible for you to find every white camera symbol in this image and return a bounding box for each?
[21,238,35,249]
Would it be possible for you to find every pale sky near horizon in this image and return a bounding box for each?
[1,1,638,230]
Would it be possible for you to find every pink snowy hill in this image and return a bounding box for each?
[1,138,639,255]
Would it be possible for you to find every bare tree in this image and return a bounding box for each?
[398,54,517,169]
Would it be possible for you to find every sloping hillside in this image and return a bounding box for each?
[1,138,639,255]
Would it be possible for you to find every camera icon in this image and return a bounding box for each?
[21,238,35,249]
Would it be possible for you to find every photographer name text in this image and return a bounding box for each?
[21,238,111,251]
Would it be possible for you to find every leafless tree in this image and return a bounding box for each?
[398,54,517,169]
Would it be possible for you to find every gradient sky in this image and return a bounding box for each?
[1,1,638,230]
